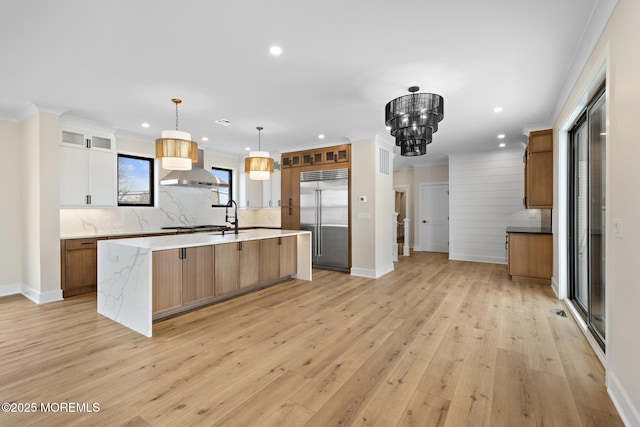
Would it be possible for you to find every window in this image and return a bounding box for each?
[211,167,232,207]
[117,154,155,206]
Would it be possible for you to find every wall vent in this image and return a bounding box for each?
[378,147,390,175]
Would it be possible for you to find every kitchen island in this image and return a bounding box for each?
[97,229,311,336]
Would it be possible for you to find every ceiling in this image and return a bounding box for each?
[0,1,606,169]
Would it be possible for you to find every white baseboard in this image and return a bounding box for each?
[351,262,394,279]
[448,254,506,265]
[551,277,560,299]
[0,283,21,297]
[608,371,640,427]
[21,286,63,304]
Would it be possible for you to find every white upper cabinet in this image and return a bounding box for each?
[262,170,281,208]
[59,128,117,207]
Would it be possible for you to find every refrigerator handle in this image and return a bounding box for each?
[318,189,323,256]
[314,189,319,256]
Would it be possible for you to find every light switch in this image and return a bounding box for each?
[613,218,623,238]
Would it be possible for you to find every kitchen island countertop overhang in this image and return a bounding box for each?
[97,228,312,337]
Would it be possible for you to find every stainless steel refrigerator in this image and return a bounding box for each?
[300,168,349,272]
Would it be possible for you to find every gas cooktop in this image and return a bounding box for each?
[161,224,229,233]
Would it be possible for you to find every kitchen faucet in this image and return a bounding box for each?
[225,199,239,234]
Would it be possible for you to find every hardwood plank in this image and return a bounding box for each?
[0,252,623,427]
[397,390,450,427]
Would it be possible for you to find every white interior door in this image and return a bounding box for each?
[420,183,449,252]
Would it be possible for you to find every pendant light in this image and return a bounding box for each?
[155,98,198,170]
[385,86,444,156]
[244,126,274,180]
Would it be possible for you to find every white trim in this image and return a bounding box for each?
[20,287,63,304]
[350,262,394,279]
[551,277,560,299]
[550,0,618,124]
[608,372,640,427]
[449,255,506,265]
[0,284,21,297]
[563,299,606,366]
[15,101,68,121]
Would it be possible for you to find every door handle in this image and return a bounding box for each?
[422,220,427,223]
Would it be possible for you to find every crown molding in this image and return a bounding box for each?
[15,101,68,122]
[282,136,351,154]
[522,123,553,137]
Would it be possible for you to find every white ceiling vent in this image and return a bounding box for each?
[378,147,390,176]
[214,119,232,126]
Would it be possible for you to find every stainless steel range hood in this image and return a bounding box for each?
[160,149,229,188]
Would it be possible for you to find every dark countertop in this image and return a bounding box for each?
[506,226,552,234]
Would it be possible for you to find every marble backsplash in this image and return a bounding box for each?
[60,187,280,237]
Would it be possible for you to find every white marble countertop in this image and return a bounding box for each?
[99,228,310,251]
[60,228,178,239]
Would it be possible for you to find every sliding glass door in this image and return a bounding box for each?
[568,87,606,350]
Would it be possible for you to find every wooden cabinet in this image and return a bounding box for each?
[324,144,350,164]
[59,129,117,207]
[214,242,240,295]
[279,236,297,277]
[152,249,183,312]
[61,238,102,297]
[299,145,350,166]
[524,129,553,208]
[153,246,215,313]
[260,238,281,284]
[215,240,264,294]
[281,167,301,230]
[239,240,261,288]
[282,152,302,168]
[260,236,298,283]
[507,233,552,283]
[182,246,215,304]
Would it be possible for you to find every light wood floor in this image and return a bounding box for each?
[0,253,623,426]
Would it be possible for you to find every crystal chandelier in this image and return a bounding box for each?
[385,86,444,156]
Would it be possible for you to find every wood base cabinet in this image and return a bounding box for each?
[260,236,298,283]
[152,246,215,313]
[61,238,101,297]
[507,233,552,283]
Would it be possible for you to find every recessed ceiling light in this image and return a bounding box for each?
[201,137,208,142]
[141,122,150,128]
[499,143,506,148]
[494,107,503,113]
[318,134,325,139]
[498,134,505,139]
[245,147,251,151]
[270,46,282,55]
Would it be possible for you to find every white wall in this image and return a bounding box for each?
[20,111,62,302]
[553,0,640,423]
[350,137,394,278]
[0,120,23,295]
[449,149,541,264]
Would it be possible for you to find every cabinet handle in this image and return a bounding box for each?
[237,241,243,251]
[80,242,93,245]
[288,206,292,216]
[86,138,91,148]
[86,195,92,205]
[278,237,282,245]
[179,248,186,259]
[288,198,292,207]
